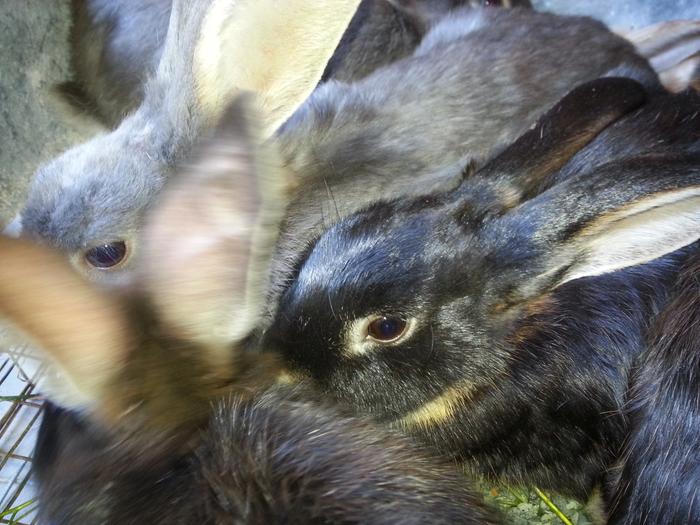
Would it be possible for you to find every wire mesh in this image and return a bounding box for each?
[0,339,44,525]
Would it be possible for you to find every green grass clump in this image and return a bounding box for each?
[482,484,596,525]
[0,499,36,524]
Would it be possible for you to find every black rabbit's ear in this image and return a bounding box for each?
[557,182,700,286]
[471,78,647,209]
[489,158,700,297]
[139,95,287,353]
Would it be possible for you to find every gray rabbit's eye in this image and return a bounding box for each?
[84,241,127,269]
[367,316,408,343]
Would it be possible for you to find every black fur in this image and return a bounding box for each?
[264,81,700,517]
[607,252,700,524]
[34,387,497,524]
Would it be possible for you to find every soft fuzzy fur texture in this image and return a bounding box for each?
[0,103,497,523]
[16,5,658,293]
[263,79,700,518]
[35,389,497,525]
[606,252,700,524]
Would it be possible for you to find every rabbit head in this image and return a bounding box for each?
[1,96,500,525]
[264,78,700,495]
[13,1,659,296]
[0,97,285,441]
[14,0,361,288]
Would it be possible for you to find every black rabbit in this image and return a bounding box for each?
[0,100,497,525]
[262,77,700,520]
[606,251,700,525]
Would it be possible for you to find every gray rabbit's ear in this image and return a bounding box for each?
[470,77,647,209]
[0,238,130,409]
[192,0,361,138]
[139,96,286,352]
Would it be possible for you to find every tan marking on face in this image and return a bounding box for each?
[398,382,474,429]
[275,368,306,385]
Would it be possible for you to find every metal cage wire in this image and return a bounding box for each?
[0,342,44,525]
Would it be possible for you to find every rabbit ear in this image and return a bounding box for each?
[618,20,700,92]
[139,95,285,352]
[471,78,647,207]
[489,159,700,296]
[558,184,700,285]
[0,238,130,407]
[193,0,361,138]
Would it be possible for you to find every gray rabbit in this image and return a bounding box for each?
[13,1,659,297]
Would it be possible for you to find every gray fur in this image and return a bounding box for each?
[18,6,659,291]
[69,0,472,126]
[70,0,172,127]
[268,7,660,307]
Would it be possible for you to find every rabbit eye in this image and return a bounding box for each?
[367,316,408,343]
[84,241,127,269]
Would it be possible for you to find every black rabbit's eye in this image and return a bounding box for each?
[84,241,127,269]
[367,316,408,343]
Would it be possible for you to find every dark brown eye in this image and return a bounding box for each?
[367,316,408,343]
[84,241,127,269]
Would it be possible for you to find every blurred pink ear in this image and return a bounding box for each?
[0,237,130,407]
[139,97,286,350]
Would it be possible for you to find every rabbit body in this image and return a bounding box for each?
[264,80,700,519]
[68,0,485,127]
[267,8,661,303]
[35,388,495,525]
[606,251,700,525]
